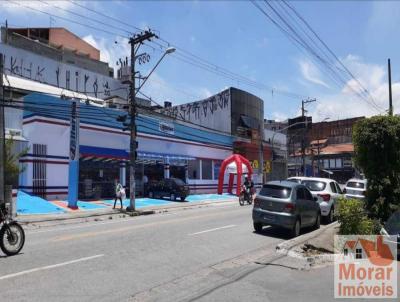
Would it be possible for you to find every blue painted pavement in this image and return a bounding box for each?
[17,191,67,215]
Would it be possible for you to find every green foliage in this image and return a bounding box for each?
[353,115,400,222]
[337,198,379,235]
[5,136,28,186]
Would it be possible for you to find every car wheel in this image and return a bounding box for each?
[170,193,176,201]
[314,212,321,230]
[148,191,154,198]
[327,207,334,223]
[291,219,301,238]
[253,222,263,233]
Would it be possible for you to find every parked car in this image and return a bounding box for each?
[288,177,343,223]
[147,178,190,201]
[380,210,400,261]
[343,178,367,200]
[252,181,321,237]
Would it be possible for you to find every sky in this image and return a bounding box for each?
[1,0,400,122]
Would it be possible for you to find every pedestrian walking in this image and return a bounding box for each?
[113,180,124,209]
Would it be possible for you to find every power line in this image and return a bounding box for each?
[67,0,143,32]
[6,0,129,38]
[38,0,132,36]
[281,0,382,110]
[47,0,312,100]
[252,0,384,113]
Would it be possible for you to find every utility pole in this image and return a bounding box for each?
[388,58,393,116]
[0,53,5,204]
[301,98,316,176]
[126,31,156,212]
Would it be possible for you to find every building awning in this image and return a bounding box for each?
[80,145,129,160]
[138,151,195,161]
[79,146,196,162]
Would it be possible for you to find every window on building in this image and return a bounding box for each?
[202,159,212,180]
[356,248,362,259]
[335,158,342,168]
[330,159,336,168]
[213,161,221,180]
[188,160,200,180]
[324,159,329,168]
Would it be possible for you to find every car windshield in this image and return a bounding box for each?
[301,180,326,191]
[259,185,292,199]
[287,178,301,183]
[172,178,186,186]
[346,181,365,189]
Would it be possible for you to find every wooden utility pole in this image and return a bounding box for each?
[0,53,5,204]
[126,31,156,212]
[388,59,393,116]
[301,98,316,176]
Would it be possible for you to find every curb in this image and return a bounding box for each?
[17,198,236,224]
[276,221,339,266]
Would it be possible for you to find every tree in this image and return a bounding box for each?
[4,136,28,187]
[353,115,400,222]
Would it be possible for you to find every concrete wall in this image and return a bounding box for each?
[49,28,100,61]
[0,42,126,99]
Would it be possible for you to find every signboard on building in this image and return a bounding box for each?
[159,89,231,134]
[159,121,174,135]
[0,43,127,100]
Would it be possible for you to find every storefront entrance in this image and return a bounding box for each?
[79,159,122,200]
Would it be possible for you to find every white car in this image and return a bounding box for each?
[287,177,343,223]
[344,178,367,200]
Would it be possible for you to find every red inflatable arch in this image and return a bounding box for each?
[217,154,253,196]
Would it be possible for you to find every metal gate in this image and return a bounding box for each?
[32,144,47,198]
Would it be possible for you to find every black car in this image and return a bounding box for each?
[147,178,190,201]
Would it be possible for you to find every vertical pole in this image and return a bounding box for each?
[259,124,264,185]
[388,58,393,116]
[301,100,306,176]
[0,53,5,204]
[67,100,79,209]
[128,38,136,211]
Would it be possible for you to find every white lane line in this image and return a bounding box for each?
[0,254,104,281]
[188,224,236,236]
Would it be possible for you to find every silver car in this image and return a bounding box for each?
[344,178,367,200]
[252,181,321,237]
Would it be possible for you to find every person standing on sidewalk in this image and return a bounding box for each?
[113,180,124,209]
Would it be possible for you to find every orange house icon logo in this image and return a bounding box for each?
[335,235,397,298]
[342,236,394,266]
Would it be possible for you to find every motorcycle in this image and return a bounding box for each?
[0,203,25,256]
[239,185,253,206]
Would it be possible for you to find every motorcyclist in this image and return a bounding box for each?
[243,177,254,201]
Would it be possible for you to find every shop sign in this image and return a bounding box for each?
[69,100,79,161]
[159,121,174,135]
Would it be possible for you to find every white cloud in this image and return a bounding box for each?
[307,55,400,121]
[299,59,330,88]
[83,34,130,69]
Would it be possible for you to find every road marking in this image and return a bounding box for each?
[0,254,104,281]
[27,203,239,236]
[188,224,236,236]
[49,209,243,242]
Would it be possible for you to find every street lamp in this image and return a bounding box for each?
[135,47,176,95]
[127,38,175,212]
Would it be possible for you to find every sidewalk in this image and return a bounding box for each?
[16,191,238,224]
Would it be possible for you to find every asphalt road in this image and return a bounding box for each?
[0,202,397,302]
